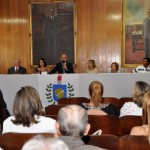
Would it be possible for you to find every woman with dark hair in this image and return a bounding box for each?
[108,62,119,73]
[2,86,56,134]
[36,58,48,74]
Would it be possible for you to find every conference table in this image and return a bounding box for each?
[0,73,150,114]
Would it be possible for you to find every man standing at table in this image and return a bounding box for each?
[50,54,74,74]
[7,59,26,74]
[143,9,150,57]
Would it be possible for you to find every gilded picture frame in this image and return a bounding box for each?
[29,0,77,66]
[122,0,150,68]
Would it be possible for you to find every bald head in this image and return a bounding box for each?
[57,105,89,137]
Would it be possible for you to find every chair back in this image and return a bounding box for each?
[88,115,119,136]
[0,132,54,150]
[45,104,65,115]
[119,116,142,137]
[82,134,119,150]
[119,135,150,150]
[58,97,90,105]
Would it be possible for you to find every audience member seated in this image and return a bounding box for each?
[85,59,99,73]
[7,59,26,74]
[130,91,150,143]
[2,86,56,134]
[108,62,120,73]
[0,89,10,117]
[49,54,74,74]
[81,81,119,116]
[55,105,106,150]
[36,58,49,74]
[22,135,70,150]
[120,81,150,117]
[133,57,150,73]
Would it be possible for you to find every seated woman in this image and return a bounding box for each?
[108,62,119,73]
[130,91,150,142]
[36,58,48,74]
[85,59,98,73]
[120,81,150,117]
[81,81,119,116]
[2,86,56,134]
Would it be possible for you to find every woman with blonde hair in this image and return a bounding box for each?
[2,86,56,134]
[85,60,98,74]
[120,81,150,117]
[81,81,119,116]
[130,91,150,144]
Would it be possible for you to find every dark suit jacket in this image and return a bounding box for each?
[0,90,7,108]
[50,62,74,74]
[7,66,26,74]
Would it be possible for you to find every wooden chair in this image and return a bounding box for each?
[58,97,90,105]
[119,135,150,150]
[82,134,119,150]
[119,116,142,137]
[45,104,65,115]
[101,97,118,104]
[88,115,119,136]
[0,132,54,150]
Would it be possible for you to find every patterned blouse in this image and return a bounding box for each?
[81,103,119,116]
[120,102,142,118]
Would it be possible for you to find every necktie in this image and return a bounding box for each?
[16,67,18,73]
[62,63,66,73]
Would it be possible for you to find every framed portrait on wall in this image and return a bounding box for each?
[29,0,77,66]
[122,0,150,68]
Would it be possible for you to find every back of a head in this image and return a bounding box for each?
[12,86,43,127]
[132,81,150,107]
[142,91,150,144]
[57,105,88,138]
[89,81,103,106]
[22,135,70,150]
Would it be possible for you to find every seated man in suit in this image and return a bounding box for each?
[7,59,26,74]
[50,54,74,74]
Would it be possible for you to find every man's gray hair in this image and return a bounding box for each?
[22,135,69,150]
[57,105,88,137]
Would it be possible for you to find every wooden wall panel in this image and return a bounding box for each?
[0,0,123,74]
[0,0,30,74]
[77,0,122,72]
